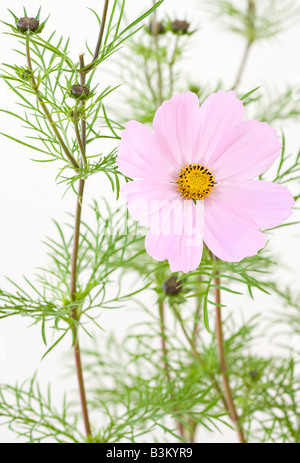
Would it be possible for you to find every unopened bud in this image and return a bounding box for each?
[188,84,201,97]
[171,20,190,34]
[70,85,89,99]
[22,70,32,80]
[162,276,182,296]
[17,17,39,34]
[249,370,259,379]
[147,21,165,35]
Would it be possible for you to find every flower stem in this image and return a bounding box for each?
[171,304,229,413]
[75,121,87,165]
[81,0,110,73]
[143,57,158,104]
[158,300,171,382]
[70,178,91,439]
[68,54,92,440]
[233,0,255,89]
[92,0,110,63]
[25,39,79,171]
[70,0,110,436]
[192,274,203,345]
[233,41,252,90]
[158,300,185,439]
[168,36,180,97]
[152,0,163,105]
[79,54,87,149]
[214,272,246,443]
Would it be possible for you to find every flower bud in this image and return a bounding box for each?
[17,17,40,34]
[147,21,165,35]
[162,276,182,296]
[188,84,201,97]
[171,20,190,34]
[22,70,32,80]
[70,85,90,100]
[249,370,259,379]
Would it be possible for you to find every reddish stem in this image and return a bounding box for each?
[214,273,246,443]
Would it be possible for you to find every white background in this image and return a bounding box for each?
[0,0,299,443]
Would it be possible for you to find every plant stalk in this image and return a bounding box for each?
[233,0,255,89]
[171,304,229,413]
[79,54,87,149]
[70,177,91,439]
[214,272,246,443]
[69,0,110,436]
[158,300,185,439]
[152,0,163,105]
[92,0,110,63]
[69,53,92,439]
[25,39,79,170]
[81,0,110,73]
[158,300,171,382]
[75,121,87,165]
[233,41,252,90]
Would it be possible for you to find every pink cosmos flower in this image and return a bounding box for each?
[117,91,294,273]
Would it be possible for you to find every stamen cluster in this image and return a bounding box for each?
[176,164,215,201]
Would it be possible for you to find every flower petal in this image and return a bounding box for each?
[204,192,267,262]
[197,90,244,166]
[145,200,204,273]
[169,202,204,273]
[209,181,294,229]
[121,179,178,227]
[117,120,174,180]
[209,120,282,181]
[153,92,202,166]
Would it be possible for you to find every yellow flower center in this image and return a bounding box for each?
[176,164,215,201]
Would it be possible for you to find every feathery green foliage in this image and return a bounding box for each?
[0,0,299,444]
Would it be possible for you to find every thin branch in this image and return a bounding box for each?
[81,0,110,73]
[79,54,87,151]
[70,178,91,439]
[192,274,203,344]
[158,300,171,382]
[152,0,163,105]
[233,41,253,90]
[214,271,246,444]
[27,40,90,437]
[25,39,79,170]
[68,53,92,440]
[171,303,229,413]
[92,0,110,63]
[158,300,185,440]
[233,0,255,89]
[143,56,158,103]
[168,36,180,97]
[75,120,87,165]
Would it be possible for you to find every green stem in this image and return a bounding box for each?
[171,304,229,413]
[192,274,203,345]
[168,36,179,97]
[233,41,253,90]
[81,0,110,73]
[27,33,90,440]
[69,53,92,440]
[158,300,171,382]
[70,178,91,439]
[152,1,163,105]
[25,39,79,171]
[214,271,246,443]
[144,57,158,103]
[75,120,87,165]
[92,0,110,63]
[158,300,185,440]
[233,0,255,89]
[79,54,87,150]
